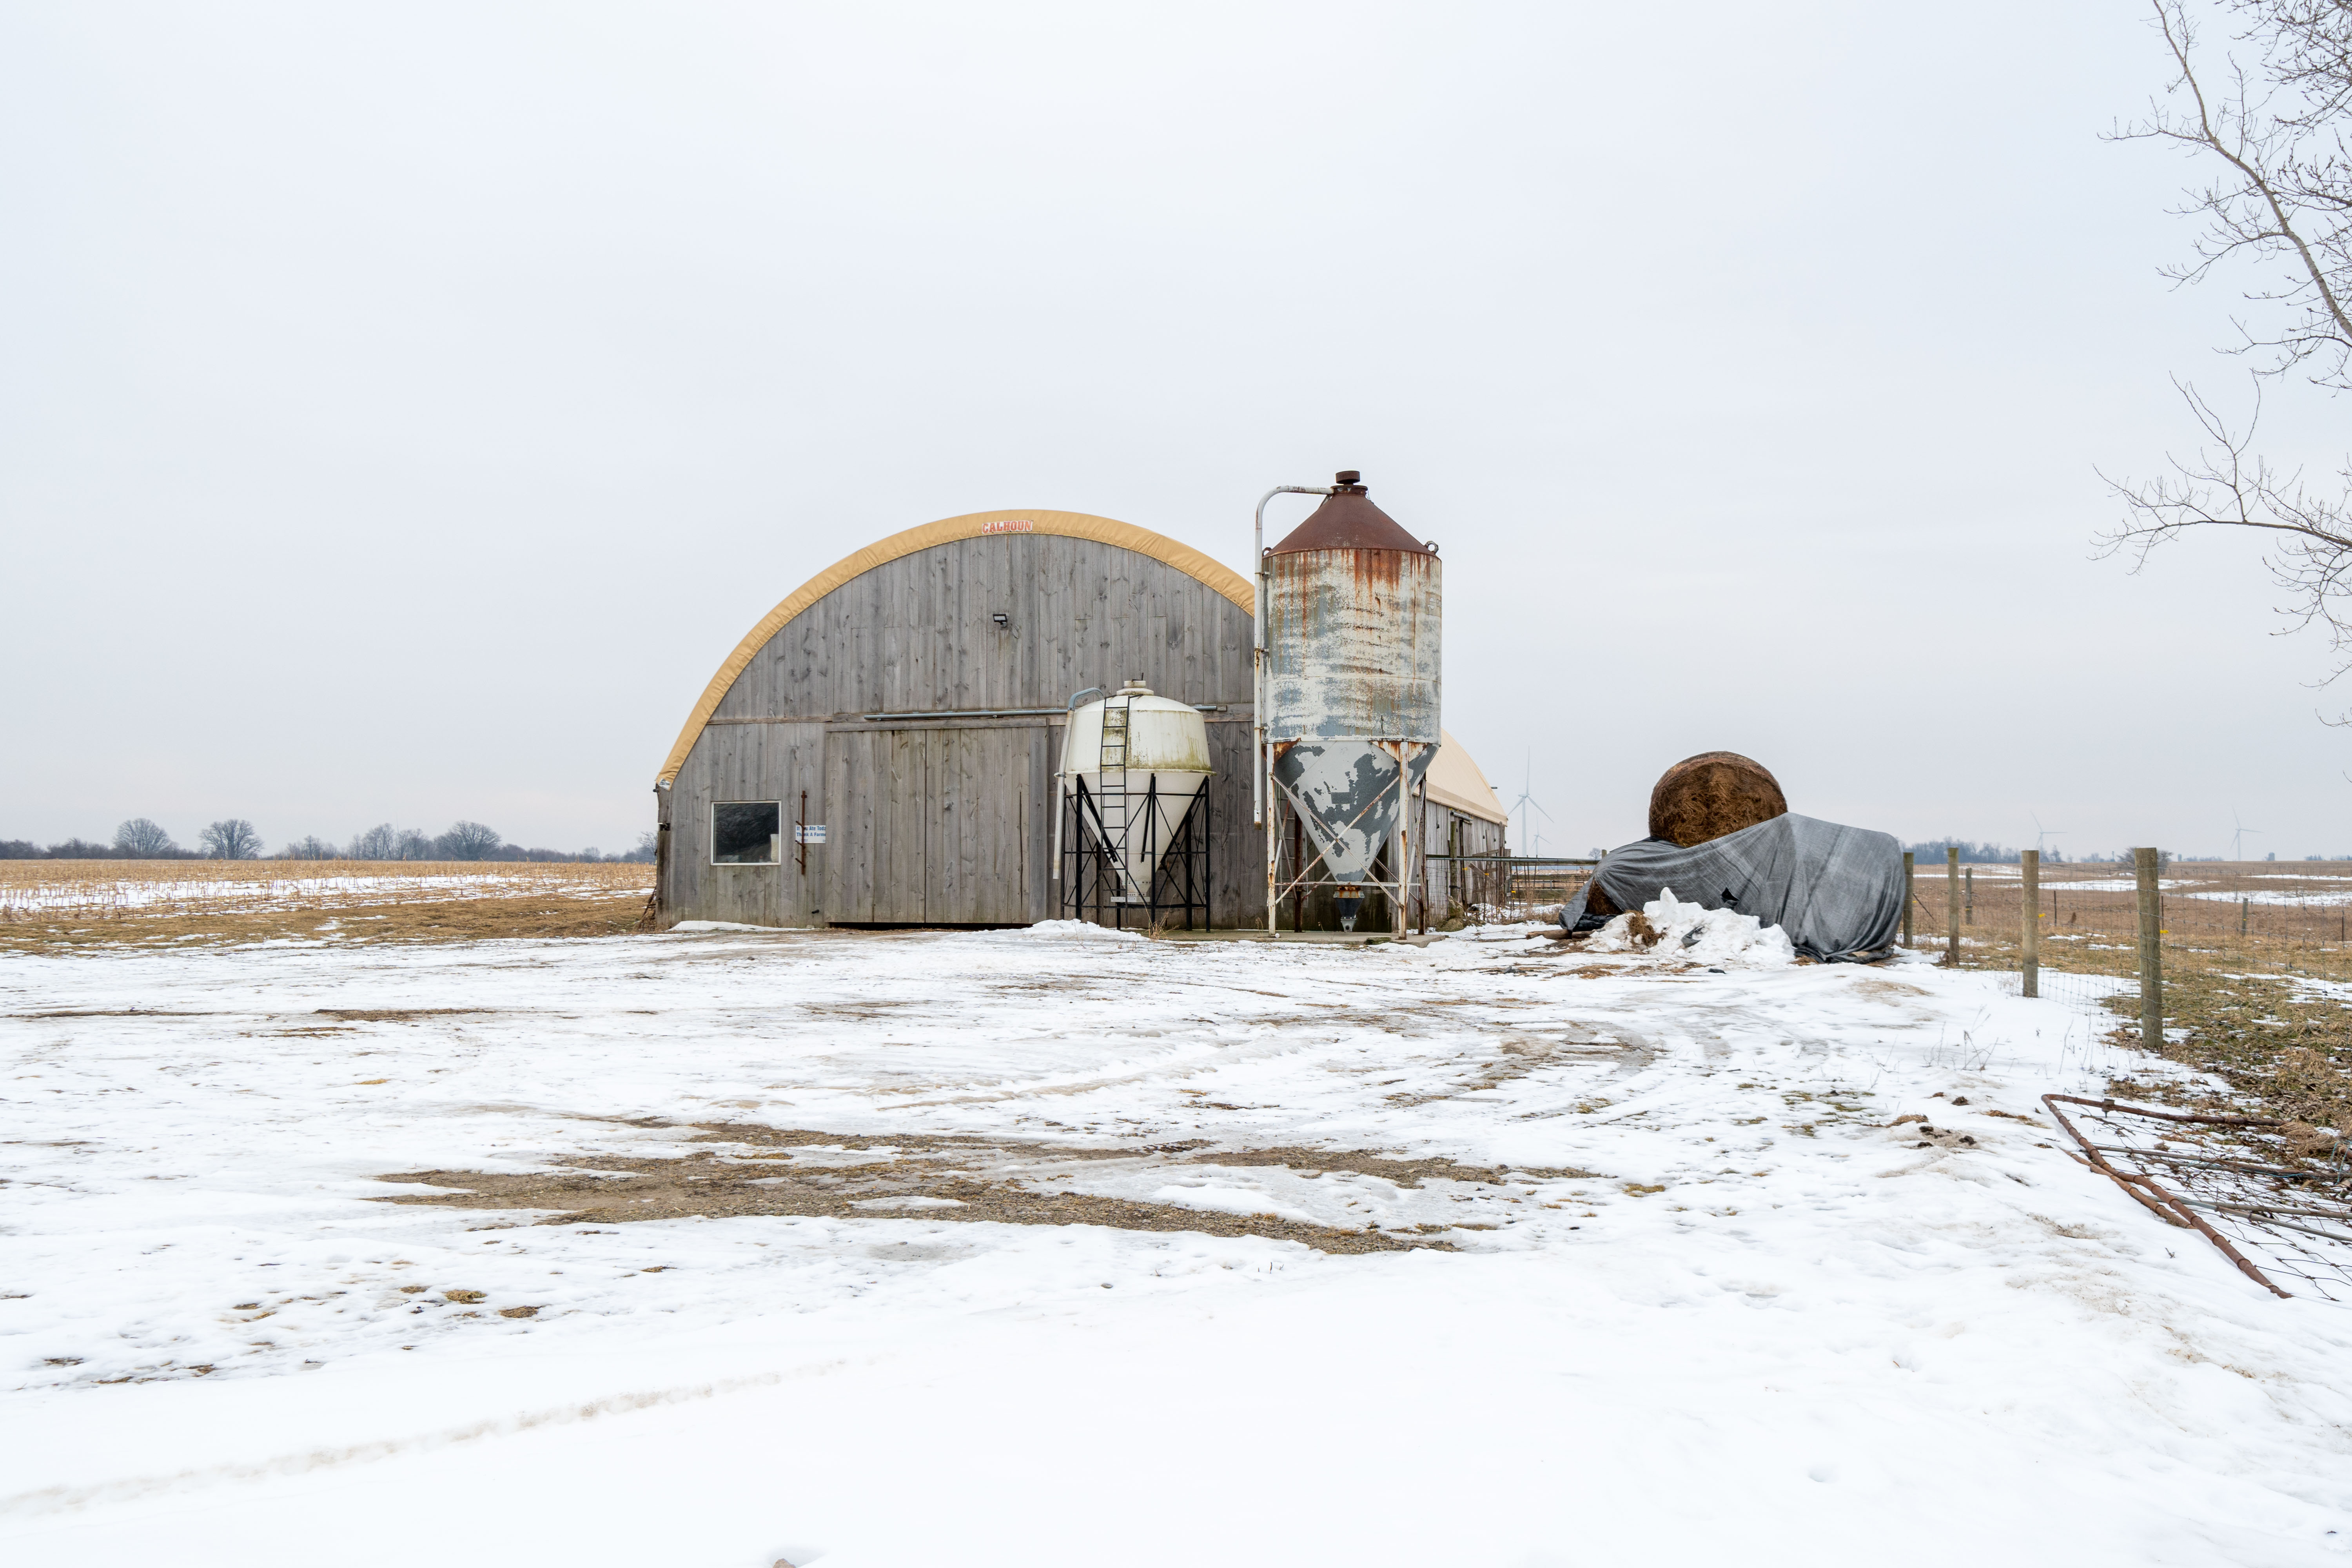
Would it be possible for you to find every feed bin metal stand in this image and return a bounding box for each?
[1060,777,1212,931]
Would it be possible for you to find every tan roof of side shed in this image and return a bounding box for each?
[1427,729,1509,826]
[655,509,1254,787]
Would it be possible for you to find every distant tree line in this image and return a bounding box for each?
[1908,840,2175,865]
[1903,839,2031,864]
[1906,840,2348,865]
[0,819,656,862]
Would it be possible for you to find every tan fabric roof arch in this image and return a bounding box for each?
[656,509,1254,786]
[1427,729,1510,826]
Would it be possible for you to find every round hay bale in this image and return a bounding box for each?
[1648,752,1787,848]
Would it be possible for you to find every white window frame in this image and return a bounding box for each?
[710,800,784,866]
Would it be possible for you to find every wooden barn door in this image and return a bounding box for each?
[823,729,929,924]
[928,728,1031,924]
[823,726,1032,924]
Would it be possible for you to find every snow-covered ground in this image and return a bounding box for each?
[2181,888,2352,907]
[3,922,2348,1566]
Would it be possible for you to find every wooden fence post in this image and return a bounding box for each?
[1902,852,1914,947]
[1946,846,1960,966]
[2021,850,2039,998]
[2136,846,2164,1047]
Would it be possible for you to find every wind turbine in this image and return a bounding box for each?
[1510,751,1552,858]
[2030,811,2067,862]
[2230,808,2263,862]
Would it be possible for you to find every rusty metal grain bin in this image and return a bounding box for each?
[1264,473,1441,882]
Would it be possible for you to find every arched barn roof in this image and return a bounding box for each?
[656,509,1254,786]
[1428,730,1508,826]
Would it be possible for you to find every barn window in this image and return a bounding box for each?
[711,802,782,864]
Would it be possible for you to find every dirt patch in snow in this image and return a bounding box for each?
[1381,1034,1657,1107]
[692,1122,1581,1185]
[6,1009,222,1019]
[693,1122,1197,1159]
[314,1007,500,1023]
[1201,1145,1600,1185]
[366,1125,1563,1254]
[377,1153,1439,1254]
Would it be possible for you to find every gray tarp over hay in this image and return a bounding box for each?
[1559,813,1904,962]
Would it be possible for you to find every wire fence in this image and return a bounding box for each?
[1902,857,2352,1011]
[1902,854,2352,1303]
[1422,855,1597,927]
[2046,1094,2352,1304]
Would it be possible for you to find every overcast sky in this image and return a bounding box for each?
[5,1,2346,860]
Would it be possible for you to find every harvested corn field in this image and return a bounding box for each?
[0,862,654,951]
[1922,859,2352,958]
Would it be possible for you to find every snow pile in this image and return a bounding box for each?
[1586,886,1794,964]
[987,918,1146,943]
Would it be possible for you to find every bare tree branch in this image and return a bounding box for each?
[2111,1,2352,383]
[2109,1,2352,721]
[2101,378,2352,695]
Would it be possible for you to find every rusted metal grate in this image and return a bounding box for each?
[2045,1094,2352,1303]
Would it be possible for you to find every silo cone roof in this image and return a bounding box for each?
[1270,489,1428,553]
[1426,730,1508,826]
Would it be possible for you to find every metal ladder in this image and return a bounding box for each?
[1097,696,1138,901]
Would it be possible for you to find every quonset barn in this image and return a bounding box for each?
[650,507,1505,930]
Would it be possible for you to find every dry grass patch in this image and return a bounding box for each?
[1936,920,2352,1130]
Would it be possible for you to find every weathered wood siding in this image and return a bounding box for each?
[1417,800,1506,926]
[820,725,1040,924]
[662,533,1261,927]
[1424,804,1507,861]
